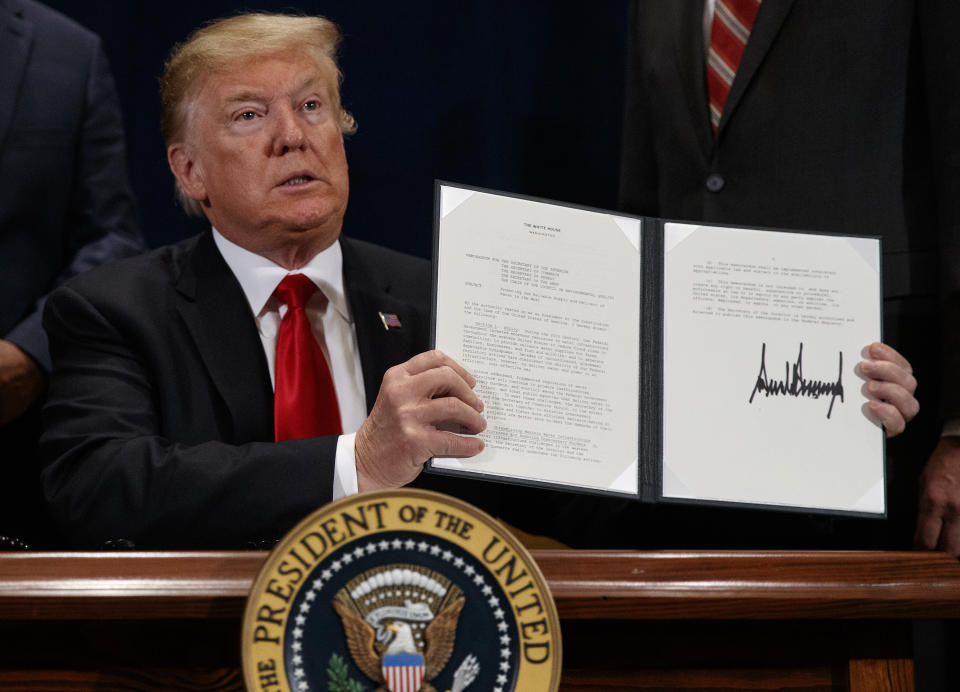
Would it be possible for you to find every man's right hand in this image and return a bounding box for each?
[0,339,45,426]
[354,350,486,492]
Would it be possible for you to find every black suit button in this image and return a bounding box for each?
[705,174,725,192]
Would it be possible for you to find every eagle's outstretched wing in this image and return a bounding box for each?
[423,587,465,679]
[332,592,383,683]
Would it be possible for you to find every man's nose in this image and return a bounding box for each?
[271,106,306,155]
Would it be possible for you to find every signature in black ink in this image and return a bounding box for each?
[748,343,844,419]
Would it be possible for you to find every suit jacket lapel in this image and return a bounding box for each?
[674,1,714,159]
[174,233,275,442]
[0,0,31,151]
[717,0,796,134]
[341,237,424,412]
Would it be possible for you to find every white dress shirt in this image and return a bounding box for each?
[704,0,716,52]
[212,228,365,498]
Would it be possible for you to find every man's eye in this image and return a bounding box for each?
[239,111,257,121]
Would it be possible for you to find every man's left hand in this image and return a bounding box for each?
[0,340,45,425]
[915,437,960,557]
[857,341,918,437]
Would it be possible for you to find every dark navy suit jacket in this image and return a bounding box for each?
[613,0,960,548]
[40,233,433,549]
[0,0,141,543]
[0,0,141,368]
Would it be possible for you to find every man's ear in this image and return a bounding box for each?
[167,143,207,201]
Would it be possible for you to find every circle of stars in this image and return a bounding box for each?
[287,537,515,692]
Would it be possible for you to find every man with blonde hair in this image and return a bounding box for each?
[38,13,486,548]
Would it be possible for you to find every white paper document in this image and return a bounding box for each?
[662,223,883,513]
[432,185,641,494]
[431,184,884,515]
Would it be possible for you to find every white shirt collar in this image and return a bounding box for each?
[211,227,351,322]
[704,0,716,53]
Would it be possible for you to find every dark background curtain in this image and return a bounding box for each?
[45,0,628,257]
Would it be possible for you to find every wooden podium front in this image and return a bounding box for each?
[1,550,959,690]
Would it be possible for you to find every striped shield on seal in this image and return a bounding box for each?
[382,652,425,692]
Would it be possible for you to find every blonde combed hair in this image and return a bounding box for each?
[159,13,357,216]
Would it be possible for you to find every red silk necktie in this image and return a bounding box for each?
[707,0,762,132]
[273,274,342,441]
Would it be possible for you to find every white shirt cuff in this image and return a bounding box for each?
[332,432,359,499]
[942,419,960,438]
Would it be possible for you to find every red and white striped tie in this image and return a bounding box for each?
[707,0,762,132]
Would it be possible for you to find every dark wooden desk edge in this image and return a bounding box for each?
[1,549,959,620]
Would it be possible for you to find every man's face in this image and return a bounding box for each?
[169,52,349,264]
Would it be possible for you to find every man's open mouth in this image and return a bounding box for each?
[281,175,314,186]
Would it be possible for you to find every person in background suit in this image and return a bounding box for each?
[38,13,486,549]
[0,0,142,546]
[618,0,956,552]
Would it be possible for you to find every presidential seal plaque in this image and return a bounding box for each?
[242,488,561,692]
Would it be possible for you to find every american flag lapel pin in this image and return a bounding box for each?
[378,311,402,330]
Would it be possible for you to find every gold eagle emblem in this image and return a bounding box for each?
[332,564,478,692]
